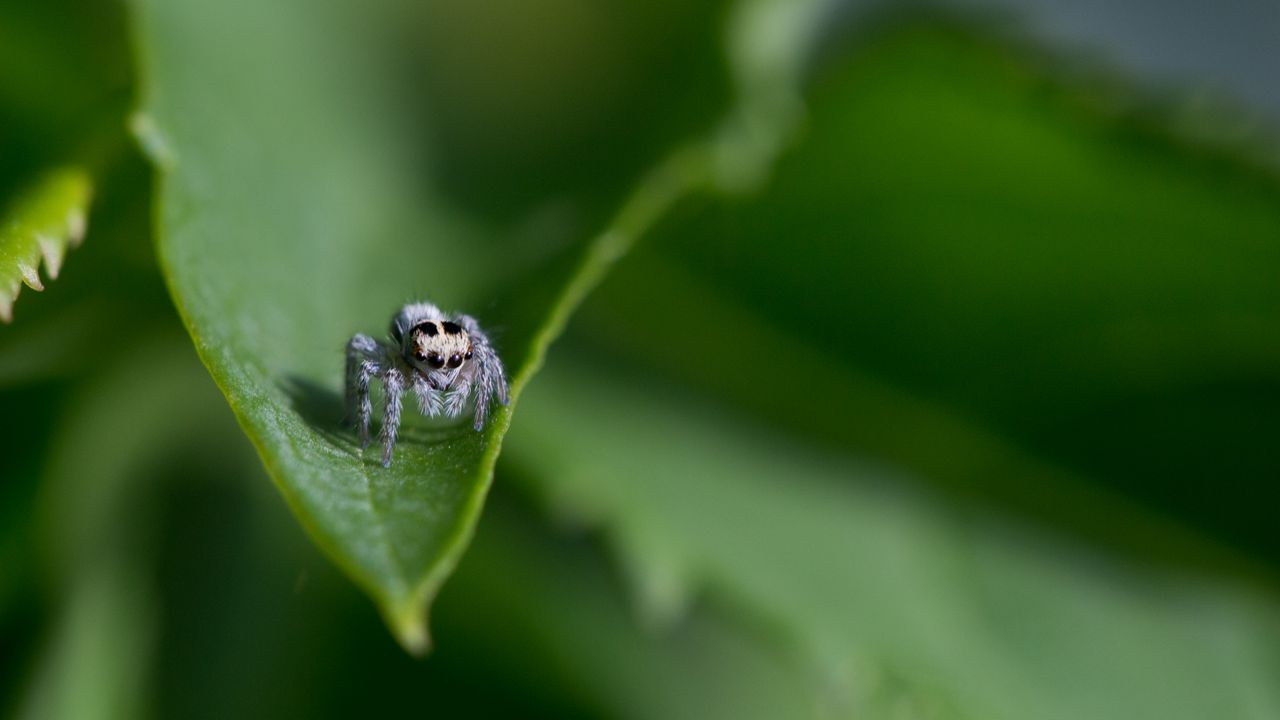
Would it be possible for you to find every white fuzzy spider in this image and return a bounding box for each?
[345,301,509,466]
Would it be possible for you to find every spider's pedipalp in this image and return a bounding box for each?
[442,384,471,418]
[410,373,441,417]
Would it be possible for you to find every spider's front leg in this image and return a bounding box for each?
[469,353,508,431]
[346,333,383,449]
[456,314,509,431]
[380,366,405,467]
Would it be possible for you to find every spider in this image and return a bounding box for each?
[345,301,509,466]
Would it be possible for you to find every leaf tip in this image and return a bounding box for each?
[386,602,433,657]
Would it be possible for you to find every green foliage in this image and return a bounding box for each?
[438,500,827,720]
[581,24,1280,563]
[509,363,1280,719]
[0,169,91,322]
[517,24,1280,716]
[4,0,1280,717]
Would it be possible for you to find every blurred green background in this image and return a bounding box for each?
[3,0,1279,718]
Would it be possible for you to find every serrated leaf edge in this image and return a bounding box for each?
[0,169,93,322]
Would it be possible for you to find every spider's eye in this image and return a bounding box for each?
[447,353,462,369]
[464,350,473,360]
[414,351,427,362]
[427,353,444,369]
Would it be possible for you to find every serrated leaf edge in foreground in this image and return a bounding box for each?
[0,168,92,322]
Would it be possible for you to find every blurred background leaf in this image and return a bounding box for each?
[634,21,1280,563]
[507,360,1280,719]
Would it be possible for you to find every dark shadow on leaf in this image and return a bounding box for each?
[281,374,351,446]
[280,374,473,462]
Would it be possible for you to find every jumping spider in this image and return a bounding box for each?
[346,302,509,466]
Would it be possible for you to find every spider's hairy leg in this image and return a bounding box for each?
[470,376,490,432]
[473,346,509,430]
[456,313,509,417]
[487,347,510,407]
[346,333,383,449]
[471,353,495,430]
[380,366,405,467]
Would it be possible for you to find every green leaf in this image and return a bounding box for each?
[14,560,156,720]
[0,168,91,323]
[499,19,1280,712]
[506,362,1280,720]
[437,498,827,720]
[676,24,1280,438]
[583,21,1280,564]
[130,0,773,652]
[18,330,259,720]
[502,20,1280,717]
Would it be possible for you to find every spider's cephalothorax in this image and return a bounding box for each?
[345,301,509,467]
